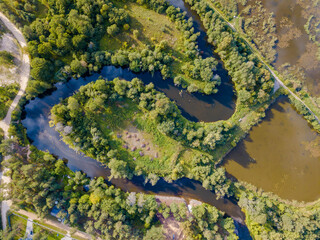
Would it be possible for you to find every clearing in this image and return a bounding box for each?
[100,2,184,52]
[156,196,188,240]
[97,99,200,177]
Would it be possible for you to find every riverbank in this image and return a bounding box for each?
[204,0,320,132]
[1,0,320,239]
[213,91,282,165]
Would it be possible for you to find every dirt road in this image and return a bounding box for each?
[0,12,30,230]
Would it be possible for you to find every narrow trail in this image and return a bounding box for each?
[208,3,320,124]
[0,12,30,134]
[0,12,30,230]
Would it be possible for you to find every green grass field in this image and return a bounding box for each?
[33,219,68,235]
[94,98,210,177]
[100,2,184,52]
[33,224,63,240]
[8,213,27,240]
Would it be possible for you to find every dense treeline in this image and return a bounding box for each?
[0,83,19,119]
[1,0,221,99]
[24,0,130,97]
[211,0,239,20]
[51,78,232,196]
[182,203,238,239]
[236,183,320,239]
[0,0,40,27]
[0,138,237,239]
[185,0,273,105]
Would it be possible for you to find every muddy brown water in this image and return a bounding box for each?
[259,0,320,96]
[224,96,320,202]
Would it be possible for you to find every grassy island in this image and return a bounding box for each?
[50,78,231,196]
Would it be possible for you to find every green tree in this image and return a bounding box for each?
[30,58,53,82]
[70,59,87,76]
[107,24,119,36]
[143,226,165,240]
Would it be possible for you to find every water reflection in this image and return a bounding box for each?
[224,97,320,202]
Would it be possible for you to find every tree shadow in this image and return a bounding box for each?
[223,138,257,169]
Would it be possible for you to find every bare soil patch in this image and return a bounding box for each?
[155,196,188,240]
[120,125,160,159]
[155,196,187,206]
[157,214,185,240]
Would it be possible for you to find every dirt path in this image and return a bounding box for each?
[155,196,187,240]
[0,12,30,230]
[0,13,29,134]
[25,217,33,238]
[0,31,21,86]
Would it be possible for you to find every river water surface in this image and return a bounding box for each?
[20,0,320,238]
[224,97,320,202]
[22,66,252,238]
[21,0,253,235]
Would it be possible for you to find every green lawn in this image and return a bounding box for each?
[8,213,27,240]
[95,98,210,177]
[100,2,184,52]
[33,219,68,235]
[33,224,63,240]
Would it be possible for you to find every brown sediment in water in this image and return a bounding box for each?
[259,0,320,96]
[224,97,320,202]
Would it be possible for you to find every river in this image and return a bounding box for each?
[21,0,255,238]
[20,0,320,238]
[22,65,253,237]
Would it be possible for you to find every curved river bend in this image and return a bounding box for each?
[21,0,253,237]
[20,1,320,240]
[21,0,320,239]
[22,66,251,238]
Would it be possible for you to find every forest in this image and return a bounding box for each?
[0,0,320,239]
[0,0,222,98]
[0,138,237,239]
[50,78,231,197]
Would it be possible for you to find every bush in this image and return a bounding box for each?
[0,51,14,65]
[107,24,120,36]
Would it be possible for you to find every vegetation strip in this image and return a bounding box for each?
[207,0,320,127]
